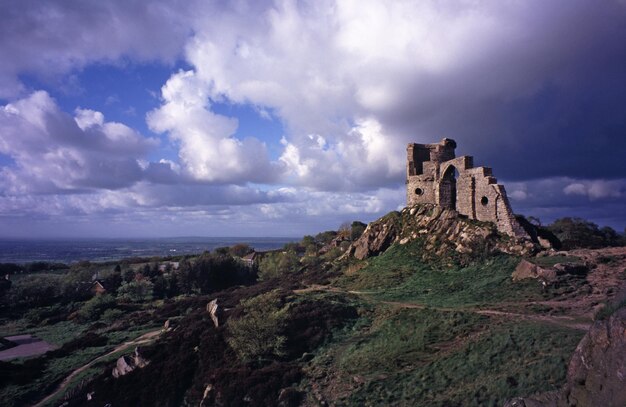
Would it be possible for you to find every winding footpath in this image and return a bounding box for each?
[32,329,162,407]
[295,284,592,331]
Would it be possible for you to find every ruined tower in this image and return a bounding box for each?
[406,138,528,238]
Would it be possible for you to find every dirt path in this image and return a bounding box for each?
[32,329,162,407]
[295,285,592,331]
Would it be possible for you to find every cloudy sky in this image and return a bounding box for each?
[0,0,625,238]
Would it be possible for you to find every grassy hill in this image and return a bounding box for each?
[1,208,625,406]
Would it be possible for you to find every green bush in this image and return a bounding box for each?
[258,251,300,280]
[547,217,625,249]
[5,274,64,308]
[226,291,289,362]
[116,280,154,303]
[101,308,124,322]
[77,294,116,321]
[350,221,367,241]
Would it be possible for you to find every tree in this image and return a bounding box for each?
[230,243,253,257]
[258,251,300,280]
[176,259,194,294]
[77,294,116,321]
[337,222,351,239]
[546,217,622,249]
[0,276,12,301]
[192,253,253,293]
[152,275,168,299]
[122,269,135,283]
[117,280,154,303]
[315,230,337,245]
[226,291,288,362]
[7,274,64,307]
[350,221,367,241]
[301,235,318,256]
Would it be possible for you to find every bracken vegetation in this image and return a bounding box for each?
[0,214,623,406]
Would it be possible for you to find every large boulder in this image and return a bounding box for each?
[505,307,626,406]
[512,259,557,282]
[112,347,150,378]
[563,307,626,406]
[207,299,221,328]
[349,214,401,260]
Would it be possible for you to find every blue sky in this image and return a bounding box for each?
[0,0,624,238]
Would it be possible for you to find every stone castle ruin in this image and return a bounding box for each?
[406,138,528,238]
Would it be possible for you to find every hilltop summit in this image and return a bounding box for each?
[346,204,536,263]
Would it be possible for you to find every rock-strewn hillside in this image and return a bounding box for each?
[346,204,536,262]
[506,306,626,407]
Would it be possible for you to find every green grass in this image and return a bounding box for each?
[339,242,545,308]
[0,319,89,346]
[339,307,487,374]
[0,317,160,407]
[342,321,584,407]
[1,344,111,407]
[40,341,153,407]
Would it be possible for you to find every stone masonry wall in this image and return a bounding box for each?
[406,138,528,238]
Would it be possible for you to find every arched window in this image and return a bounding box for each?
[439,165,457,210]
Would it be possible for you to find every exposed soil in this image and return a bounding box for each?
[297,247,626,332]
[0,335,57,361]
[32,329,162,407]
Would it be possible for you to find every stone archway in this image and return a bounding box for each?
[439,165,457,210]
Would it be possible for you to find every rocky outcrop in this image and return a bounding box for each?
[319,235,351,255]
[512,259,589,284]
[346,204,536,261]
[207,299,221,328]
[350,214,401,260]
[112,347,149,378]
[505,307,626,407]
[563,307,626,406]
[512,259,557,282]
[199,383,214,407]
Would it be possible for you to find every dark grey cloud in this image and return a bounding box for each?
[506,177,626,230]
[378,0,626,182]
[1,0,625,236]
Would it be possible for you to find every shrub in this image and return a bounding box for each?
[191,253,254,293]
[5,274,64,308]
[350,221,367,241]
[230,243,253,257]
[101,308,124,322]
[226,291,289,362]
[24,304,67,324]
[117,280,154,303]
[258,251,300,280]
[547,217,625,249]
[77,294,116,321]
